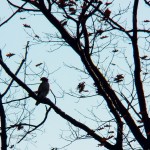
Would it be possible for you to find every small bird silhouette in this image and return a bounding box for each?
[35,77,50,105]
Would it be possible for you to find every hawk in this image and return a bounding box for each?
[35,77,50,105]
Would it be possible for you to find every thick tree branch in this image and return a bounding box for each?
[22,2,149,148]
[79,51,148,149]
[132,0,150,140]
[0,59,115,150]
[144,0,150,6]
[4,1,150,149]
[0,94,7,150]
[34,3,81,55]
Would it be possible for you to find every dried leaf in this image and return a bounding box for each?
[6,53,15,58]
[144,20,150,22]
[112,49,118,52]
[111,63,116,65]
[35,34,40,38]
[69,7,76,14]
[23,24,31,28]
[105,2,112,6]
[20,17,26,20]
[114,74,124,82]
[97,29,103,35]
[143,72,148,75]
[10,145,14,149]
[35,63,43,67]
[104,124,111,127]
[58,0,66,8]
[140,55,148,60]
[100,35,108,39]
[116,74,124,79]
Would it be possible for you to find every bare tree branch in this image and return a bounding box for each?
[0,2,27,27]
[0,94,7,150]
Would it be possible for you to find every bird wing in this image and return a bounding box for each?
[38,82,50,98]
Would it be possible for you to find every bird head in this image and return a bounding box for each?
[40,77,48,82]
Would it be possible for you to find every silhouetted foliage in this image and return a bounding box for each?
[0,0,150,149]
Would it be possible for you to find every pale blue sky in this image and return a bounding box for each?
[0,0,150,150]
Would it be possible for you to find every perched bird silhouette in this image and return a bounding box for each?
[35,77,50,105]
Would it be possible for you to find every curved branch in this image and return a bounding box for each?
[7,0,39,11]
[0,56,114,150]
[2,41,29,97]
[0,95,7,150]
[144,0,150,6]
[0,2,27,27]
[17,106,51,143]
[132,0,150,140]
[2,59,25,96]
[79,51,148,148]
